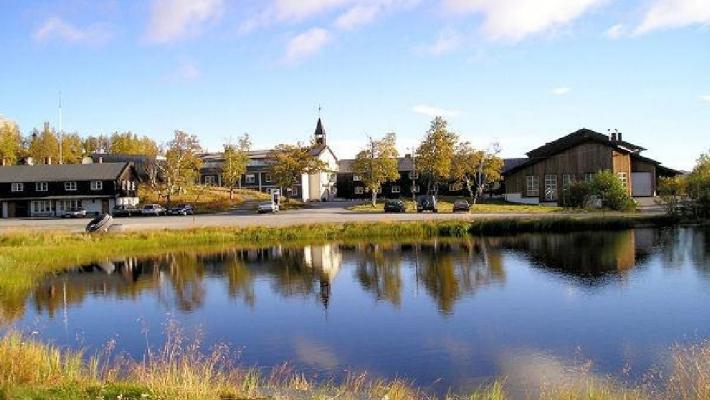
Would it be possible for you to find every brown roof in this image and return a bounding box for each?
[526,128,645,158]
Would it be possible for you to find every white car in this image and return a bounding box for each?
[257,202,279,214]
[141,204,166,216]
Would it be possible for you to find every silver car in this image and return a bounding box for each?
[257,202,279,214]
[141,204,166,216]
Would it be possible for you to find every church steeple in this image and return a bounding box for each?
[314,117,326,145]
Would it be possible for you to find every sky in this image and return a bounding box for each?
[0,0,709,170]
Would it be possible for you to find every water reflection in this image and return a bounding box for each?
[1,227,707,326]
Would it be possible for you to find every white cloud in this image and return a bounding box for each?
[441,0,608,41]
[170,62,202,81]
[146,0,225,44]
[551,87,571,95]
[604,23,625,39]
[416,28,462,55]
[413,104,462,118]
[635,0,710,35]
[334,0,420,30]
[33,17,112,45]
[700,95,710,102]
[283,27,331,65]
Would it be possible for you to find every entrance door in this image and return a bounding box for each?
[632,172,653,197]
[102,200,110,214]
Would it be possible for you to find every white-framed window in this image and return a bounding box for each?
[354,187,364,195]
[36,182,48,192]
[64,181,77,191]
[59,199,81,212]
[264,174,272,183]
[391,185,400,193]
[585,173,595,183]
[353,175,362,182]
[31,200,53,214]
[91,181,103,191]
[11,183,24,192]
[544,175,558,201]
[291,186,299,195]
[408,171,418,179]
[617,172,628,188]
[526,176,539,197]
[562,174,573,189]
[245,174,256,184]
[131,181,136,191]
[204,175,216,186]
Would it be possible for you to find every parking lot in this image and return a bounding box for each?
[0,203,555,233]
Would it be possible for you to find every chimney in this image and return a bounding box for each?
[611,131,617,141]
[617,131,623,142]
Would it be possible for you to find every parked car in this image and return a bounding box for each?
[384,199,406,213]
[453,199,471,213]
[257,202,279,214]
[416,195,438,213]
[169,204,195,216]
[141,204,166,216]
[63,208,87,218]
[112,205,140,217]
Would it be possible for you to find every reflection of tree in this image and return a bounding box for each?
[415,240,506,315]
[355,244,402,306]
[657,227,710,279]
[224,257,255,307]
[500,230,638,284]
[165,254,205,312]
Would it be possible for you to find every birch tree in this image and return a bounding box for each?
[164,130,203,203]
[352,133,400,206]
[415,117,458,194]
[222,133,251,199]
[267,143,327,202]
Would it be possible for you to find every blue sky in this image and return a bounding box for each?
[0,0,708,169]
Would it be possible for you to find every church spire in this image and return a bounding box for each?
[314,117,326,145]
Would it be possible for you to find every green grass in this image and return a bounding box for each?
[348,198,565,214]
[139,186,271,213]
[0,330,707,399]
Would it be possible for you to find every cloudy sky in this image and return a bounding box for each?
[0,0,708,169]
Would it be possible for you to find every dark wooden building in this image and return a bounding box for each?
[0,162,140,218]
[503,129,679,205]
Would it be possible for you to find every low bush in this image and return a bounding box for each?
[566,171,635,211]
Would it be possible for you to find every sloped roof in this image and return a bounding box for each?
[314,118,325,137]
[0,162,129,183]
[526,128,645,158]
[502,158,529,174]
[338,157,414,173]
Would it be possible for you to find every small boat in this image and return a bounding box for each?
[86,214,113,233]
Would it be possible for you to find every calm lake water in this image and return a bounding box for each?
[2,227,709,393]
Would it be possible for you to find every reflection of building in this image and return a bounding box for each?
[303,243,342,282]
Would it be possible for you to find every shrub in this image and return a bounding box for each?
[565,171,635,211]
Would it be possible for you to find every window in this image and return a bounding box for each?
[526,176,539,197]
[36,182,48,192]
[91,181,103,191]
[59,199,81,212]
[64,181,77,191]
[408,171,418,179]
[449,183,463,192]
[353,175,362,182]
[291,186,299,196]
[264,174,272,183]
[617,172,628,188]
[544,175,558,201]
[354,187,364,195]
[204,176,216,186]
[391,185,401,193]
[245,174,256,184]
[585,173,595,183]
[31,200,53,214]
[562,174,573,189]
[11,183,23,192]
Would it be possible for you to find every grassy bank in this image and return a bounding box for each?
[348,198,565,214]
[139,186,271,213]
[0,329,707,400]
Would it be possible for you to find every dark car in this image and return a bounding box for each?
[453,199,471,212]
[112,205,139,217]
[169,204,195,216]
[416,195,438,213]
[384,199,406,213]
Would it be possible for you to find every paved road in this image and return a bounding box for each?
[0,203,569,233]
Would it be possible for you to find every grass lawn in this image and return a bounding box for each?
[139,186,270,213]
[349,197,565,214]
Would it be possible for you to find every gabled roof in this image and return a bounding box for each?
[502,158,529,174]
[338,157,414,173]
[526,128,645,158]
[0,162,130,183]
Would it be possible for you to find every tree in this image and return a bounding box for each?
[27,125,59,164]
[267,143,327,202]
[686,151,710,218]
[0,122,23,165]
[222,133,252,199]
[109,131,159,156]
[83,135,111,154]
[415,117,458,194]
[163,130,203,203]
[352,133,400,206]
[451,142,503,203]
[60,132,85,164]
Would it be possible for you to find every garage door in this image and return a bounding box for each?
[632,172,653,197]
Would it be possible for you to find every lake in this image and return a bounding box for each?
[2,227,709,394]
